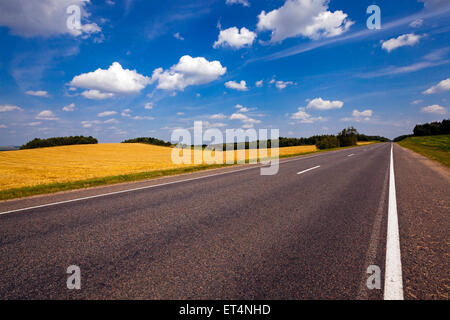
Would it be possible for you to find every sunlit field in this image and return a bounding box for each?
[0,144,317,190]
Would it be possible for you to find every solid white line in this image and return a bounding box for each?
[384,143,404,300]
[0,143,380,216]
[297,166,321,175]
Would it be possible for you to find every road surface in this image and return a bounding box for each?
[0,143,448,299]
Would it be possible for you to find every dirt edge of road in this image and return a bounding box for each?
[396,144,450,182]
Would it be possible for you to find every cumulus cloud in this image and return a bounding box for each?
[229,112,261,128]
[71,62,151,97]
[423,78,450,94]
[121,109,132,117]
[306,97,344,110]
[0,105,23,112]
[144,103,153,110]
[151,55,226,91]
[210,113,227,120]
[25,90,49,97]
[81,90,115,100]
[174,32,184,40]
[291,107,324,123]
[229,107,261,128]
[409,19,423,28]
[225,80,248,91]
[421,104,447,115]
[418,0,450,9]
[257,0,353,42]
[97,111,117,117]
[62,103,76,112]
[36,110,58,121]
[81,120,101,128]
[132,116,155,121]
[382,34,422,52]
[0,0,101,38]
[226,0,250,6]
[213,27,256,49]
[275,80,295,90]
[341,109,373,122]
[235,104,249,112]
[255,80,263,87]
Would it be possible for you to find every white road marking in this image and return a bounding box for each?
[347,153,355,157]
[384,143,404,300]
[297,166,321,175]
[0,143,380,216]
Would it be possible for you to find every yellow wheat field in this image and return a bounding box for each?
[0,144,317,190]
[357,141,376,146]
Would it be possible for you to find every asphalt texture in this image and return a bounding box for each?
[0,143,447,299]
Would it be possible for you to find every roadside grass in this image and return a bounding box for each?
[0,143,376,201]
[397,135,450,167]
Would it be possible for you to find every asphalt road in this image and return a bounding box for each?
[0,143,448,299]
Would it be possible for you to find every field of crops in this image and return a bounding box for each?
[0,143,317,190]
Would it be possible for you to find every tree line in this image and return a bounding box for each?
[394,119,449,142]
[20,136,98,150]
[121,137,172,147]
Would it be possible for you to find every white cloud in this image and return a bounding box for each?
[98,111,117,117]
[174,32,184,40]
[213,27,256,49]
[235,104,249,112]
[0,105,23,112]
[81,90,115,100]
[423,78,450,94]
[255,80,263,87]
[225,80,248,91]
[418,0,450,9]
[421,104,447,115]
[382,34,422,52]
[0,0,101,38]
[121,109,132,117]
[257,0,353,42]
[306,97,344,110]
[226,0,250,6]
[132,116,155,120]
[151,55,226,91]
[103,118,119,124]
[144,103,153,110]
[62,103,76,112]
[176,112,185,116]
[36,110,58,121]
[291,107,324,123]
[341,109,373,122]
[81,120,101,128]
[71,62,150,97]
[275,80,294,90]
[0,124,7,129]
[210,113,227,120]
[229,112,261,128]
[411,99,423,105]
[25,90,49,97]
[409,19,423,28]
[27,122,42,126]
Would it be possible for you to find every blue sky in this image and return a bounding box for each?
[0,0,449,145]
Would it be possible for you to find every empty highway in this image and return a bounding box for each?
[0,143,448,299]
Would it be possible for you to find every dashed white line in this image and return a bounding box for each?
[297,166,321,175]
[384,143,404,300]
[348,153,355,157]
